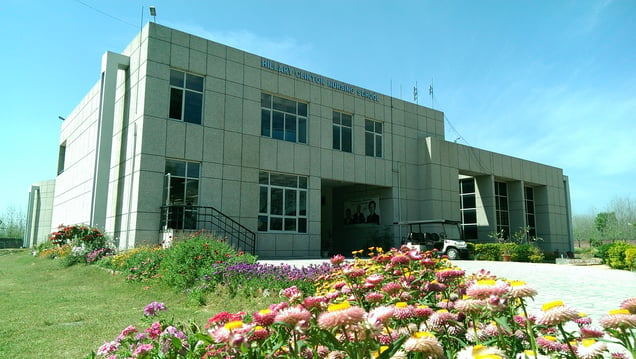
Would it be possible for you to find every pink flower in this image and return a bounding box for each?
[537,300,579,326]
[536,336,562,352]
[435,269,465,283]
[403,332,444,357]
[330,254,345,265]
[580,326,604,339]
[143,301,167,317]
[302,296,326,311]
[97,340,120,356]
[365,273,384,285]
[253,308,277,326]
[145,321,162,339]
[620,297,636,314]
[368,305,395,326]
[282,286,302,302]
[426,310,456,329]
[390,255,410,265]
[393,302,416,320]
[318,302,366,329]
[132,343,154,357]
[508,280,538,298]
[454,298,486,314]
[576,338,607,359]
[365,291,385,303]
[116,325,138,341]
[274,306,312,328]
[599,309,636,329]
[465,279,509,299]
[381,282,402,295]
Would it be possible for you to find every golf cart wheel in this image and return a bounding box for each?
[446,247,459,260]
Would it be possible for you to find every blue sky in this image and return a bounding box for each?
[1,0,634,216]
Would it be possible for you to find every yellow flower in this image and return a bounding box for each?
[224,320,243,330]
[327,301,351,312]
[395,302,408,308]
[477,279,497,286]
[542,300,564,311]
[259,308,271,315]
[609,308,630,315]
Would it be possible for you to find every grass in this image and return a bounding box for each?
[0,249,280,358]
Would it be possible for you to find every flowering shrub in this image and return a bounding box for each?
[159,231,257,290]
[104,246,165,282]
[49,224,105,249]
[90,246,636,358]
[206,261,335,298]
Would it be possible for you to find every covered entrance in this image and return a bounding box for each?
[320,179,395,257]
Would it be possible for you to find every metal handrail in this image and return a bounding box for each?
[160,205,256,255]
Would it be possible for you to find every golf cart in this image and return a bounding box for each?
[398,219,469,260]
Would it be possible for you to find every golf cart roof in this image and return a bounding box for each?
[396,219,461,225]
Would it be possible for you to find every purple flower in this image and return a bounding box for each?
[144,301,167,317]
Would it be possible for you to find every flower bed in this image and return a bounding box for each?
[89,246,636,359]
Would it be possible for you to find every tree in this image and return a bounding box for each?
[0,206,26,239]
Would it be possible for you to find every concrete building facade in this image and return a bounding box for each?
[30,23,573,257]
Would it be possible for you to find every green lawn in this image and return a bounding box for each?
[0,250,276,358]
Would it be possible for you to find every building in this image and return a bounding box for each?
[27,23,573,258]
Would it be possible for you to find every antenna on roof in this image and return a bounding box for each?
[429,79,434,109]
[413,81,418,104]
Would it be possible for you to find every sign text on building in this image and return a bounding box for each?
[261,58,379,102]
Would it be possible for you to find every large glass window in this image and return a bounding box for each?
[164,159,200,229]
[365,119,382,157]
[261,93,307,144]
[332,111,352,152]
[258,171,308,233]
[495,181,509,239]
[459,178,478,240]
[169,69,204,124]
[525,187,536,238]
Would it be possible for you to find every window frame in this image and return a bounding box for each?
[459,177,478,240]
[332,110,353,152]
[261,93,308,144]
[258,171,308,233]
[168,69,204,125]
[495,181,510,239]
[364,119,383,157]
[525,186,536,238]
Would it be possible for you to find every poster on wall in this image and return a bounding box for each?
[344,197,380,225]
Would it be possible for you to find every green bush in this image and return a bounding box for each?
[607,241,631,269]
[466,242,476,259]
[625,247,636,271]
[512,244,544,263]
[474,243,501,261]
[160,232,257,291]
[594,242,614,262]
[104,246,164,281]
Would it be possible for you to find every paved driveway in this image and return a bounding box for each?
[262,259,636,323]
[454,260,636,323]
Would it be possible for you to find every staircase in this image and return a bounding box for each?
[160,205,256,255]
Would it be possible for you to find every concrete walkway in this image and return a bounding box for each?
[260,259,636,324]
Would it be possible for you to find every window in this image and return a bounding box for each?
[258,171,308,233]
[365,119,382,157]
[495,181,509,239]
[169,69,204,124]
[459,178,478,240]
[332,111,352,152]
[57,142,66,175]
[525,187,536,238]
[164,159,200,229]
[261,93,307,143]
